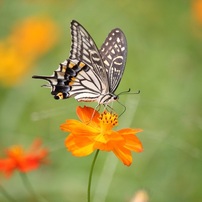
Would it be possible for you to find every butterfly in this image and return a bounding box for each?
[32,20,127,105]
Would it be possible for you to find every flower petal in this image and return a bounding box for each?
[60,119,85,132]
[0,140,48,177]
[117,128,143,152]
[65,134,94,156]
[123,135,143,152]
[76,106,100,126]
[60,120,99,137]
[118,128,143,135]
[0,158,16,177]
[94,131,124,151]
[113,146,132,166]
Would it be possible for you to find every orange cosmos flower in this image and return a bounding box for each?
[60,106,143,166]
[0,139,48,177]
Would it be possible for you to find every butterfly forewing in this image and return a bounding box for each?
[70,20,109,92]
[100,28,127,93]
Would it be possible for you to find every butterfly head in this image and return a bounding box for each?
[99,93,119,105]
[111,94,119,101]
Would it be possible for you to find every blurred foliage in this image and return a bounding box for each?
[0,0,202,201]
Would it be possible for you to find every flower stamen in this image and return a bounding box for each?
[99,111,118,126]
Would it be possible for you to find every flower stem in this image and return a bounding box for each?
[20,173,38,201]
[88,149,99,202]
[0,185,17,202]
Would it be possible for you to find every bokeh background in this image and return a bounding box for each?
[0,0,202,201]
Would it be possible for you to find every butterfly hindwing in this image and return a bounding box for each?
[100,28,127,93]
[68,66,105,101]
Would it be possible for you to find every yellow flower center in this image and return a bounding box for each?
[99,111,118,128]
[94,111,118,143]
[8,146,25,160]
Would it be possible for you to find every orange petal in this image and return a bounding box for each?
[118,129,143,152]
[93,131,125,151]
[60,119,84,132]
[65,134,94,156]
[22,152,48,172]
[76,106,100,125]
[60,120,99,137]
[113,147,132,166]
[123,135,143,152]
[94,141,113,151]
[118,128,143,135]
[0,158,16,177]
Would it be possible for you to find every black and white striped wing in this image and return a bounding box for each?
[100,28,127,93]
[67,63,107,102]
[32,59,107,102]
[32,20,110,102]
[70,20,109,93]
[32,21,127,104]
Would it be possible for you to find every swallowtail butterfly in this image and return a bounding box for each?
[32,20,127,105]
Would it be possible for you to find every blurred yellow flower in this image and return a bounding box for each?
[0,17,58,86]
[0,44,31,86]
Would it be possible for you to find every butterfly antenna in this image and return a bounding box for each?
[116,88,140,117]
[117,88,140,96]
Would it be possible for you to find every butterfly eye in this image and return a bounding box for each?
[113,95,119,100]
[109,94,118,101]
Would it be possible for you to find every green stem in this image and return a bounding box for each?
[87,150,99,202]
[20,173,38,201]
[0,185,17,202]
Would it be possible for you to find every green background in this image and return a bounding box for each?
[0,0,202,201]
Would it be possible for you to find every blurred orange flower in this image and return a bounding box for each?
[0,16,58,86]
[0,139,48,177]
[8,17,58,57]
[60,106,143,166]
[192,0,202,24]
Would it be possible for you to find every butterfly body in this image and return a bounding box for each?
[33,20,127,105]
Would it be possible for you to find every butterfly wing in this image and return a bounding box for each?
[70,20,109,93]
[32,20,110,102]
[100,28,127,93]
